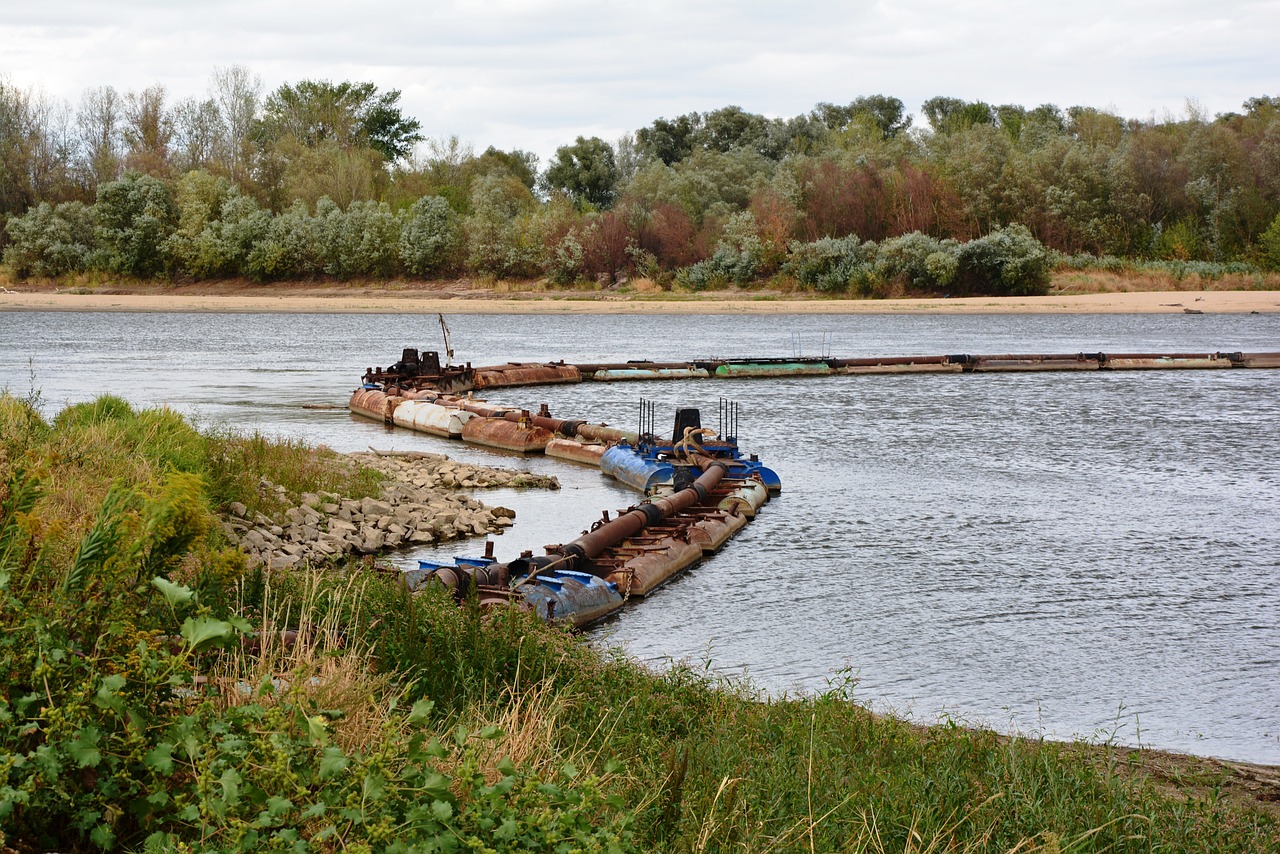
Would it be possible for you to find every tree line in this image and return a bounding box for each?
[3,67,1279,293]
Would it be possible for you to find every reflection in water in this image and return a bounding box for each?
[1,310,1278,763]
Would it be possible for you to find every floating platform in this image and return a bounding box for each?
[363,349,1280,397]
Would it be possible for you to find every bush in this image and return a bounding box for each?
[674,210,763,289]
[399,195,461,276]
[169,194,271,279]
[953,223,1052,296]
[783,234,877,293]
[94,172,178,278]
[1259,212,1280,272]
[464,174,544,278]
[2,202,98,279]
[874,231,959,290]
[315,198,404,279]
[244,201,324,282]
[545,228,586,284]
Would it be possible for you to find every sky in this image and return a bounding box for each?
[3,0,1278,163]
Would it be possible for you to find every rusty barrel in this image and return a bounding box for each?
[349,389,403,423]
[716,480,768,517]
[606,537,704,597]
[472,363,583,389]
[587,367,711,381]
[971,354,1100,372]
[560,462,728,565]
[461,416,554,453]
[1232,352,1280,368]
[1099,353,1230,370]
[545,438,608,467]
[686,509,749,553]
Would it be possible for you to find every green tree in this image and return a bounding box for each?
[257,79,422,162]
[2,201,97,278]
[543,136,619,209]
[813,95,911,138]
[635,113,702,165]
[464,173,542,277]
[400,195,461,275]
[315,197,404,278]
[474,146,539,190]
[243,200,322,281]
[922,97,995,134]
[94,171,177,277]
[1257,211,1280,270]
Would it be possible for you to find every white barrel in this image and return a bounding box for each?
[717,481,768,517]
[392,400,474,438]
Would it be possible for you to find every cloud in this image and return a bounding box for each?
[2,0,1276,161]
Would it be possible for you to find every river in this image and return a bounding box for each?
[1,309,1277,764]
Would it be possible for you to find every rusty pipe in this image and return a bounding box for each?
[435,395,584,437]
[559,459,728,565]
[574,423,640,444]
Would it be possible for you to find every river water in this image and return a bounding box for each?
[2,309,1277,764]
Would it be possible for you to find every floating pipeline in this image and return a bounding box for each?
[351,381,774,626]
[362,349,1280,396]
[408,442,769,625]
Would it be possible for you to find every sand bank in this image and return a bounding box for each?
[2,287,1278,315]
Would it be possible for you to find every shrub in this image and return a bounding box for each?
[315,198,404,279]
[1154,216,1207,261]
[2,202,98,279]
[169,194,271,279]
[244,201,323,282]
[578,209,635,282]
[1259,212,1280,272]
[875,231,960,290]
[464,174,544,278]
[399,195,461,276]
[545,228,585,284]
[953,223,1052,296]
[674,210,763,289]
[94,172,178,278]
[783,234,877,293]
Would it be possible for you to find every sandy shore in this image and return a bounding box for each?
[2,287,1278,315]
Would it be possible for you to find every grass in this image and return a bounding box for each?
[1049,268,1280,295]
[2,395,1278,852]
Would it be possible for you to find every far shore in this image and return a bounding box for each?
[2,283,1279,315]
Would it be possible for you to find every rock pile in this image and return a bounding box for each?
[221,450,559,569]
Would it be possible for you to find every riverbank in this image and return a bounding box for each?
[2,392,1278,851]
[2,278,1279,314]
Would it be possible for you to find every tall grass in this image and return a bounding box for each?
[1,396,1276,852]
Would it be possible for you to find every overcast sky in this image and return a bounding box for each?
[3,0,1278,163]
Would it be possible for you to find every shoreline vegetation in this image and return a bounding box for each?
[2,278,1280,316]
[2,394,1279,851]
[4,76,1280,306]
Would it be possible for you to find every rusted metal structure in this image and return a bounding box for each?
[405,407,773,625]
[360,348,1280,401]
